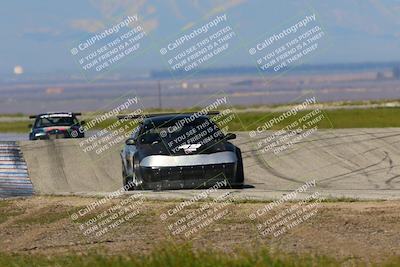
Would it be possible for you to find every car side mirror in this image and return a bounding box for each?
[125,138,136,145]
[80,121,86,125]
[225,133,236,140]
[28,124,32,128]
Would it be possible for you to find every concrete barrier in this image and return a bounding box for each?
[19,139,122,194]
[0,142,34,197]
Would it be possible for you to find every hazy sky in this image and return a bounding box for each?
[1,0,400,75]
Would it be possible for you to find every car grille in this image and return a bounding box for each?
[47,129,68,138]
[141,163,235,183]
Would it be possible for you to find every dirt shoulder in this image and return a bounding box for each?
[0,196,399,264]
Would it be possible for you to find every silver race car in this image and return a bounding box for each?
[120,112,244,190]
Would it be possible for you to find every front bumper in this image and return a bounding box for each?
[137,167,239,190]
[136,152,240,190]
[31,131,84,140]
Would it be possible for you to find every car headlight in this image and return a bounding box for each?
[34,132,46,137]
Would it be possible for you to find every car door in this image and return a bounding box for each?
[124,125,141,176]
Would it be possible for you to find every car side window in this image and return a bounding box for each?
[131,125,141,141]
[73,117,80,125]
[34,118,39,128]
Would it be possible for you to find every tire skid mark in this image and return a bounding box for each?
[250,145,304,185]
[319,152,394,186]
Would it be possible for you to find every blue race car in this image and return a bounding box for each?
[29,112,85,140]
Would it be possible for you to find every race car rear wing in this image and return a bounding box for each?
[116,111,220,120]
[29,112,82,119]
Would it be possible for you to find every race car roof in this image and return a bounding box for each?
[143,114,210,126]
[117,111,219,121]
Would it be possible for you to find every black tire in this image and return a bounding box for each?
[235,148,245,185]
[122,168,134,190]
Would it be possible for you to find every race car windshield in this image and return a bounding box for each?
[35,117,77,128]
[141,117,223,144]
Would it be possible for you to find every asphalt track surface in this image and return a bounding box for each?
[18,129,400,200]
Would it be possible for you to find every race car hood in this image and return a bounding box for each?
[138,139,235,157]
[138,140,238,168]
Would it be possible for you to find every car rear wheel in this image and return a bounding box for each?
[234,148,245,187]
[123,164,140,191]
[122,168,134,190]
